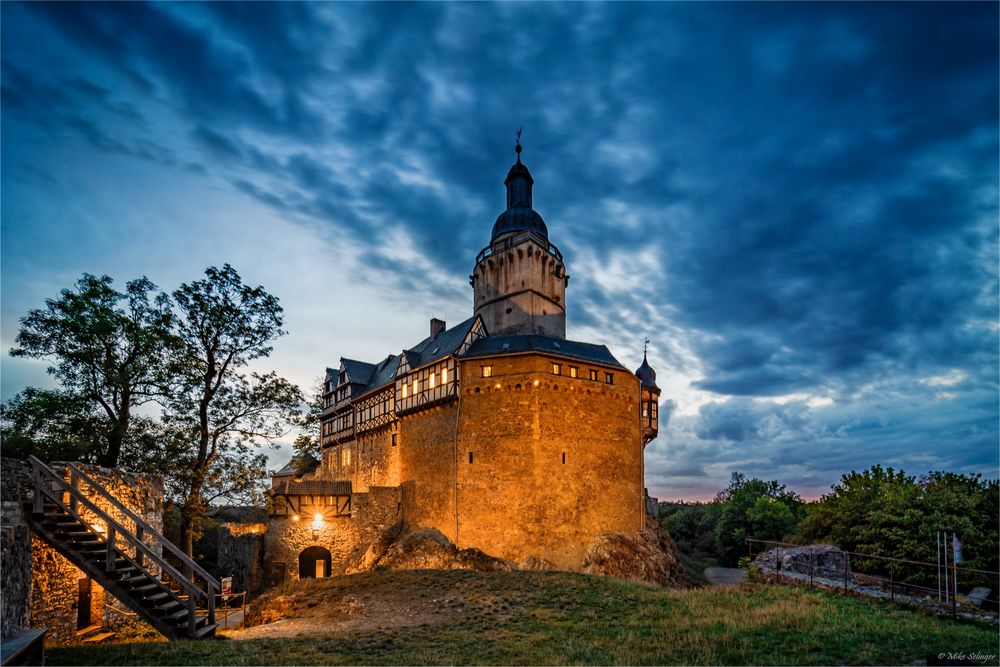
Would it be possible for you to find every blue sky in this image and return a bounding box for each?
[2,2,997,500]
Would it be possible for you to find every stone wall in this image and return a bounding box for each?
[398,404,459,542]
[264,486,401,580]
[1,459,33,640]
[323,424,400,492]
[0,459,165,644]
[217,523,267,595]
[454,354,643,569]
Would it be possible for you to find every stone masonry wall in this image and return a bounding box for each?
[265,486,401,580]
[1,459,165,644]
[1,459,33,640]
[455,354,643,569]
[217,523,267,595]
[398,405,459,543]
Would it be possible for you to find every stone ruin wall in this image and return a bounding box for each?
[1,459,33,640]
[0,458,164,644]
[217,522,267,595]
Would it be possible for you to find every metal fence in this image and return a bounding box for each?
[745,538,999,620]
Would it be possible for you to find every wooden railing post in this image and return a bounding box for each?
[69,469,79,513]
[135,525,144,567]
[207,585,216,625]
[809,547,814,588]
[188,598,197,637]
[32,462,43,514]
[107,527,116,571]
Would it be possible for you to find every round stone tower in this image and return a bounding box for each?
[470,141,568,338]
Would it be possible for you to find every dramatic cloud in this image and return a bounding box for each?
[2,2,996,499]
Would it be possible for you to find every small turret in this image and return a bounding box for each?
[635,344,660,445]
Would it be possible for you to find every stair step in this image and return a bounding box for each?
[75,624,102,638]
[153,600,183,614]
[133,584,161,595]
[163,608,190,622]
[145,591,172,603]
[82,631,115,644]
[123,575,153,585]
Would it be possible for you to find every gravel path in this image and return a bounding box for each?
[704,567,747,585]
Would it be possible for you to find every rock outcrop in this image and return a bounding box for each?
[582,516,688,589]
[345,525,514,573]
[753,544,853,579]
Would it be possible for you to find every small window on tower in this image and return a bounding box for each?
[402,383,408,398]
[391,433,398,446]
[605,372,614,384]
[469,451,474,464]
[552,363,561,375]
[569,366,578,378]
[589,369,598,381]
[429,371,436,388]
[482,365,493,378]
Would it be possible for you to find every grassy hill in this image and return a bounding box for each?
[49,570,997,666]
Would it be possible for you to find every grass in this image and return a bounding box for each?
[48,570,998,666]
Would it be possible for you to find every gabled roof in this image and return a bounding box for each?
[461,334,626,369]
[272,480,352,496]
[325,367,340,385]
[341,358,377,386]
[403,316,477,370]
[353,355,401,400]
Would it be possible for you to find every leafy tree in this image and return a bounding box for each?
[660,502,722,560]
[9,275,174,467]
[167,265,302,556]
[713,472,806,565]
[798,465,999,583]
[1,388,105,463]
[291,377,324,472]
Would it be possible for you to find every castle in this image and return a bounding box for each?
[266,141,662,579]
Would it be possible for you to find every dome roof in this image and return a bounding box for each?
[491,139,548,242]
[635,353,659,391]
[492,206,548,241]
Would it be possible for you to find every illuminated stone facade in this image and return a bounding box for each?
[267,144,661,575]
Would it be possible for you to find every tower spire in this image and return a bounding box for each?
[515,127,523,164]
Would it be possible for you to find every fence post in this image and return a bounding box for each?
[843,553,848,594]
[775,544,779,576]
[889,560,894,602]
[809,547,814,588]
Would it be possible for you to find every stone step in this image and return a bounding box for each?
[82,631,115,644]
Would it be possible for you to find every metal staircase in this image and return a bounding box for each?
[24,456,219,640]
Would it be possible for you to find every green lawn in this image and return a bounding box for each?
[49,570,998,666]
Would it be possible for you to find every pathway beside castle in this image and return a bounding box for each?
[703,568,747,585]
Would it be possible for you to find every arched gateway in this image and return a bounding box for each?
[298,546,331,579]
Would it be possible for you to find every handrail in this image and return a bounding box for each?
[29,456,208,601]
[64,461,219,590]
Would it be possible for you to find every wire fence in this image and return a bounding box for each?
[746,539,999,621]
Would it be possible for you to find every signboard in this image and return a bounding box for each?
[221,576,233,597]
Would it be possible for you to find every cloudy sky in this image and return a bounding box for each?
[2,2,997,500]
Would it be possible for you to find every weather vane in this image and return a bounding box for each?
[515,128,523,161]
[643,338,649,356]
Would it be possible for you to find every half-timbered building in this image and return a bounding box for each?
[267,141,662,577]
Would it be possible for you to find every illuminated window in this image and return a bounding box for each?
[569,366,578,378]
[402,383,407,398]
[413,378,418,394]
[442,366,448,383]
[552,363,561,375]
[482,365,493,378]
[429,371,436,388]
[642,406,649,418]
[342,448,351,466]
[605,372,614,384]
[589,369,598,381]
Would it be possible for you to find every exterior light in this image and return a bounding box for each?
[494,383,501,390]
[292,515,300,521]
[91,523,105,534]
[533,380,539,386]
[312,512,323,528]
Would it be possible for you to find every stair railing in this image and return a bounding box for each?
[28,456,218,635]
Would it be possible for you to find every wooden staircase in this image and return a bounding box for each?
[24,456,219,640]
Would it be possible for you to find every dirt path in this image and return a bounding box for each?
[704,567,747,585]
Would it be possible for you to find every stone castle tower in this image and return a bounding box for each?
[470,141,568,338]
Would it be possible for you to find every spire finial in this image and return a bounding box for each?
[643,337,649,359]
[515,127,522,163]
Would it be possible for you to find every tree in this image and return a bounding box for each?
[713,472,806,565]
[291,377,324,471]
[167,265,302,556]
[9,274,174,467]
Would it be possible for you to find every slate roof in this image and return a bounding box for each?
[272,480,352,496]
[341,358,376,386]
[325,367,340,386]
[461,334,626,369]
[402,316,477,370]
[352,355,401,400]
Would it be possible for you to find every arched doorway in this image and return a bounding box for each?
[299,546,332,579]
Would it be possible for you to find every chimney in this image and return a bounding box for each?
[430,318,446,339]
